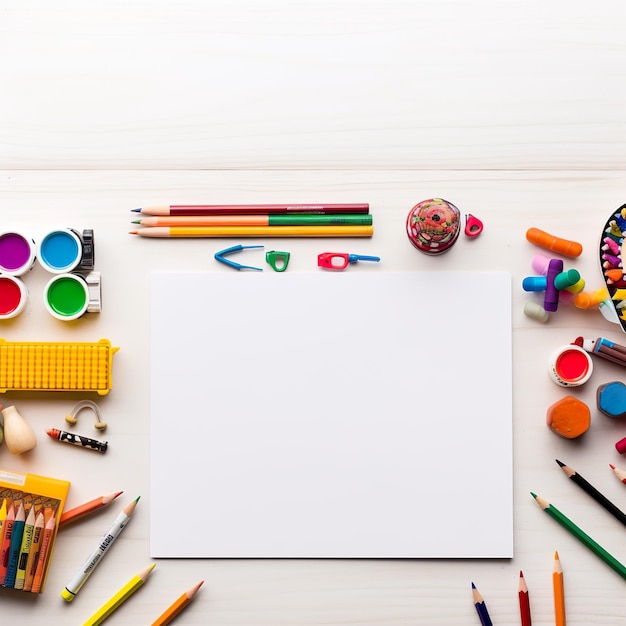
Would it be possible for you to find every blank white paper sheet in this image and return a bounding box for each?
[150,271,513,558]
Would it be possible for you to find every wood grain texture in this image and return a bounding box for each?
[0,1,625,170]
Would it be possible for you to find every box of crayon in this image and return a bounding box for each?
[0,469,70,593]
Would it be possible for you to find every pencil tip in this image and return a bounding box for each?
[129,231,138,235]
[131,208,140,212]
[555,459,565,467]
[610,463,616,469]
[131,220,140,224]
[519,569,524,577]
[134,496,141,503]
[554,550,559,559]
[471,582,476,589]
[530,492,537,499]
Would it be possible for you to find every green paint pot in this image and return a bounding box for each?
[44,274,89,321]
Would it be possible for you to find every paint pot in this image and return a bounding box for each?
[0,275,28,319]
[37,228,83,273]
[548,344,593,387]
[43,274,89,321]
[0,231,36,276]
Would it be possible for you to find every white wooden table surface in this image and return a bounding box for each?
[1,2,626,624]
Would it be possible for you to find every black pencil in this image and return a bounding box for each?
[556,459,626,526]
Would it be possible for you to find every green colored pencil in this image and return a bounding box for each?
[531,492,626,580]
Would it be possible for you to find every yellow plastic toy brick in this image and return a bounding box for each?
[0,338,119,395]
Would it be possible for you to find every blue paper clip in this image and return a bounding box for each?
[214,244,264,271]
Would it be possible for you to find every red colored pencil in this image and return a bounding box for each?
[610,463,626,484]
[60,491,123,527]
[132,203,369,216]
[518,570,532,625]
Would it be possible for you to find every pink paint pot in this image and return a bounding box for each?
[548,344,593,387]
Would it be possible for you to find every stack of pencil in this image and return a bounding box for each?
[129,203,374,238]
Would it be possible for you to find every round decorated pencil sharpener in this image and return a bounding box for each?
[406,198,461,255]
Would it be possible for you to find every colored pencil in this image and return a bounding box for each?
[518,570,531,626]
[60,491,123,527]
[82,563,156,626]
[23,510,44,591]
[4,501,25,587]
[129,225,374,238]
[132,213,373,227]
[0,502,15,585]
[150,580,204,626]
[471,582,493,626]
[553,552,566,626]
[132,203,370,216]
[556,459,626,526]
[609,463,626,484]
[62,496,140,601]
[30,513,56,593]
[531,492,626,580]
[14,504,36,589]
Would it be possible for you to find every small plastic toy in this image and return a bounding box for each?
[214,244,263,271]
[464,214,483,238]
[65,400,107,431]
[406,198,461,255]
[265,250,290,272]
[317,252,380,270]
[0,338,119,395]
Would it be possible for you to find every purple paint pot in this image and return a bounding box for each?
[0,232,36,276]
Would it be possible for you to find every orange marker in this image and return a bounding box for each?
[526,227,583,257]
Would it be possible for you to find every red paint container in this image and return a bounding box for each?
[0,275,28,319]
[548,344,593,387]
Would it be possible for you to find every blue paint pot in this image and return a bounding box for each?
[37,229,83,273]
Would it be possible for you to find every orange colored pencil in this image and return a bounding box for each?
[30,513,56,593]
[59,491,123,526]
[150,580,204,626]
[553,551,566,626]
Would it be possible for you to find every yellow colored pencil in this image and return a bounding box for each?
[129,225,373,238]
[150,580,204,626]
[553,551,566,626]
[14,504,36,590]
[82,563,156,626]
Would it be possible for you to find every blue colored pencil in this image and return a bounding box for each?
[472,582,494,626]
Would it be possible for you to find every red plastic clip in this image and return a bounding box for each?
[464,214,483,238]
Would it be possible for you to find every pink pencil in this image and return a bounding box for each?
[132,203,369,216]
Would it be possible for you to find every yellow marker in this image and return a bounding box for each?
[0,339,119,395]
[82,563,156,626]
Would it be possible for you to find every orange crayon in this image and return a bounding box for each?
[526,227,583,258]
